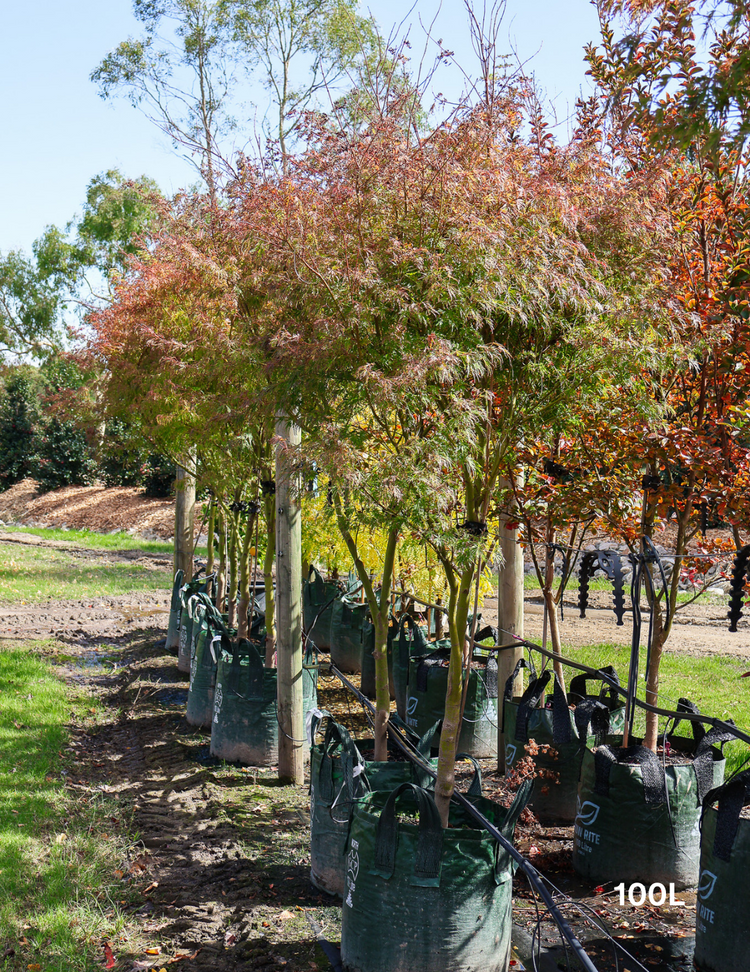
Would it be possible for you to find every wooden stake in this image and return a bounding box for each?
[275,414,305,784]
[174,456,196,581]
[497,471,525,774]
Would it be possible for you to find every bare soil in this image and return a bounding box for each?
[484,589,750,658]
[0,479,177,538]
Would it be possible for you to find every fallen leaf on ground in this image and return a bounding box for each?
[104,942,116,969]
[277,911,293,921]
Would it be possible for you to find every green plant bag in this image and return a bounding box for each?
[210,639,318,766]
[165,569,184,652]
[360,616,396,701]
[329,595,368,674]
[308,713,443,896]
[186,594,229,728]
[405,648,499,758]
[177,572,213,673]
[303,565,341,652]
[341,778,531,972]
[502,660,625,823]
[573,731,728,889]
[392,616,438,720]
[694,769,750,972]
[177,590,198,674]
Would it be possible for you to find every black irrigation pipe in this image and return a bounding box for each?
[501,635,750,748]
[326,661,601,972]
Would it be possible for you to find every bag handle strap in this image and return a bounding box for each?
[573,699,611,748]
[456,753,483,798]
[569,665,621,708]
[551,672,573,745]
[503,657,536,704]
[668,697,707,747]
[692,723,738,804]
[494,777,534,883]
[513,670,552,743]
[594,745,666,805]
[314,714,364,804]
[374,783,443,883]
[170,569,185,612]
[703,769,750,862]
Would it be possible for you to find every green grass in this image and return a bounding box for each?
[561,642,750,775]
[0,541,172,603]
[524,574,726,605]
[0,525,175,555]
[0,644,141,971]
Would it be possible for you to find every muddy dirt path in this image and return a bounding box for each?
[483,589,750,657]
[54,633,339,972]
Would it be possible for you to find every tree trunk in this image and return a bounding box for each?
[434,564,473,828]
[174,458,196,580]
[264,493,277,666]
[642,604,665,751]
[206,499,216,578]
[542,526,566,692]
[227,506,240,630]
[215,505,227,612]
[372,526,399,761]
[237,511,256,639]
[497,472,525,773]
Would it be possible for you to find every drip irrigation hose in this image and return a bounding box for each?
[493,633,750,748]
[327,662,602,972]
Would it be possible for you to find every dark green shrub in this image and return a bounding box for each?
[31,417,98,493]
[0,369,41,489]
[142,455,174,498]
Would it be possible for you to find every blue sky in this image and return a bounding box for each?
[0,0,601,255]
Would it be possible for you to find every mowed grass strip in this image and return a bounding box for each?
[0,525,176,555]
[0,541,172,603]
[562,643,750,775]
[0,645,140,971]
[0,525,207,559]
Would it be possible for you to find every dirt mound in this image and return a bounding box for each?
[0,479,175,539]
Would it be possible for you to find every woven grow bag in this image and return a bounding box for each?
[340,779,531,972]
[186,595,230,728]
[573,733,727,889]
[303,565,341,652]
[694,769,750,972]
[210,640,318,766]
[360,617,396,701]
[309,714,443,897]
[165,569,184,653]
[177,572,214,673]
[391,616,448,720]
[330,596,368,674]
[404,648,499,758]
[502,661,625,823]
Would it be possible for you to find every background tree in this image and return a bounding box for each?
[92,0,234,198]
[579,0,750,749]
